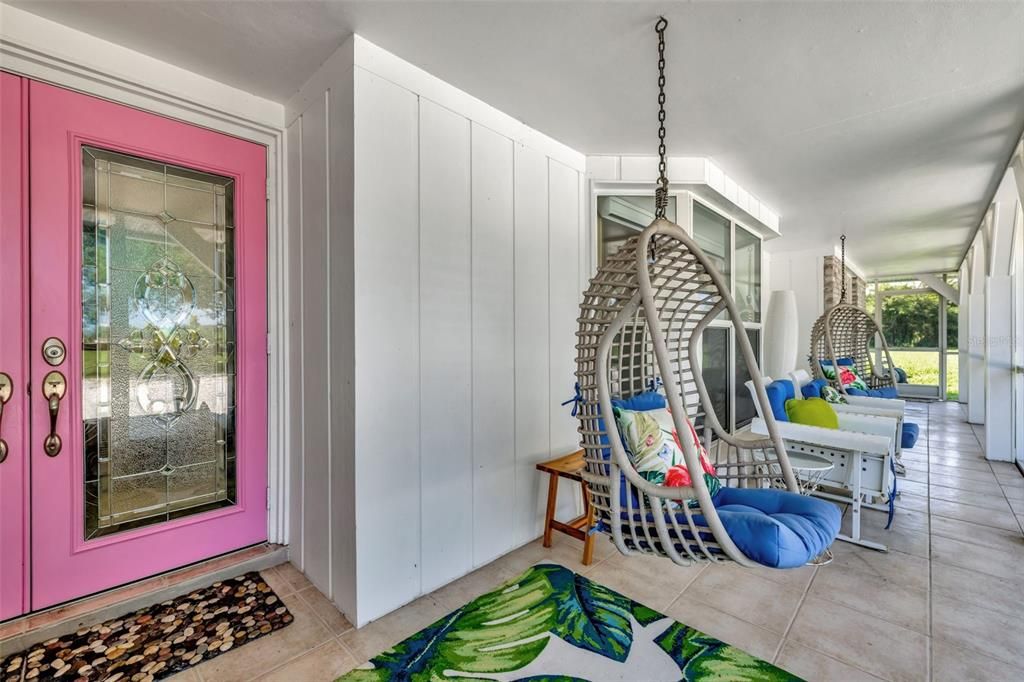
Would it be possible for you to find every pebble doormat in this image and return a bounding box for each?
[1,571,292,681]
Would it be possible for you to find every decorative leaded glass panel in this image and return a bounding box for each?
[82,146,236,539]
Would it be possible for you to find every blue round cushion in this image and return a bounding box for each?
[711,487,841,568]
[617,487,841,569]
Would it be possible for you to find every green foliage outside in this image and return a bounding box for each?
[864,277,960,400]
[868,291,958,349]
[889,350,959,400]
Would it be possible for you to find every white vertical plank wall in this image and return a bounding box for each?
[419,101,474,592]
[298,96,331,594]
[352,68,423,617]
[285,37,586,626]
[327,77,358,619]
[470,123,517,567]
[513,145,551,545]
[548,160,583,460]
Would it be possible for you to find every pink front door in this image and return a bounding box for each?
[0,72,30,621]
[27,81,269,610]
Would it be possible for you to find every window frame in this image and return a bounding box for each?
[591,188,766,434]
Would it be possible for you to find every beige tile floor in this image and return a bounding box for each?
[173,401,1024,681]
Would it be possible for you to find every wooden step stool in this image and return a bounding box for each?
[536,449,596,565]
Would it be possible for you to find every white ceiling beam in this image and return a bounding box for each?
[917,273,958,301]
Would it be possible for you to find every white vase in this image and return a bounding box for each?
[763,290,799,379]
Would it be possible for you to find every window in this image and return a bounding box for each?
[735,226,761,323]
[699,327,731,435]
[693,202,731,278]
[596,195,676,265]
[734,329,761,428]
[593,193,764,434]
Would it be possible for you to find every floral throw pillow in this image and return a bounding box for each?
[820,361,869,391]
[820,385,848,404]
[613,406,721,507]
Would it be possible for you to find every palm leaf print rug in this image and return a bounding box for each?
[337,563,801,681]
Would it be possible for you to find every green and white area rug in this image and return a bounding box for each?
[337,563,800,681]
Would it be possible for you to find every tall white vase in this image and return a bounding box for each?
[763,290,799,378]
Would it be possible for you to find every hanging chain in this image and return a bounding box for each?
[654,16,669,219]
[839,234,847,303]
[648,17,669,264]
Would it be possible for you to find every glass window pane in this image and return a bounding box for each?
[596,195,677,265]
[696,327,730,439]
[734,329,760,428]
[735,226,761,323]
[83,145,237,539]
[692,202,730,277]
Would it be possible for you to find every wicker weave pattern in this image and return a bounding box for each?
[574,219,799,567]
[810,304,897,395]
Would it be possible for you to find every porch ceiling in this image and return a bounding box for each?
[12,0,1024,277]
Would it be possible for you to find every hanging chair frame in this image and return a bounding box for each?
[810,303,899,395]
[576,218,801,567]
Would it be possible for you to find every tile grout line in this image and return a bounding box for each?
[770,565,817,664]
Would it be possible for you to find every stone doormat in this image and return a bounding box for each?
[1,571,292,681]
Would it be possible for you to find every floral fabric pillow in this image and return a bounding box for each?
[613,406,721,506]
[820,385,848,404]
[820,361,868,391]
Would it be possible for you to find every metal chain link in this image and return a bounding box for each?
[840,234,847,303]
[654,16,669,219]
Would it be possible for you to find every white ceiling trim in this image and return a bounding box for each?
[0,2,285,135]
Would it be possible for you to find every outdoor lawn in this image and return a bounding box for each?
[889,350,959,400]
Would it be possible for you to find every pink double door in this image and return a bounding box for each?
[0,74,269,620]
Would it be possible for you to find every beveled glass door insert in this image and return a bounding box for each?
[82,146,236,538]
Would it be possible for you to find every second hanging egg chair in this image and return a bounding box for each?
[808,237,901,398]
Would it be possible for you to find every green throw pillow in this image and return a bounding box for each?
[821,385,848,404]
[785,397,839,429]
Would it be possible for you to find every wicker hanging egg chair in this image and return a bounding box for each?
[571,18,840,569]
[574,220,840,568]
[808,236,900,397]
[809,303,899,396]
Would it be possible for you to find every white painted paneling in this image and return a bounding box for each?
[513,145,552,545]
[549,159,581,453]
[353,68,422,614]
[959,261,970,403]
[285,118,304,571]
[968,238,987,425]
[299,95,331,594]
[470,123,517,566]
[352,37,584,172]
[328,75,358,617]
[984,176,1018,459]
[418,100,474,590]
[548,159,583,521]
[284,39,588,627]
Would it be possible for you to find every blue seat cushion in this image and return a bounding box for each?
[617,487,840,569]
[901,421,920,449]
[765,380,795,422]
[801,378,829,399]
[846,386,900,399]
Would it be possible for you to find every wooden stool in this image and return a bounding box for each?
[536,449,596,565]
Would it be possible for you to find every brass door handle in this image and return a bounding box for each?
[42,371,66,457]
[0,372,12,464]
